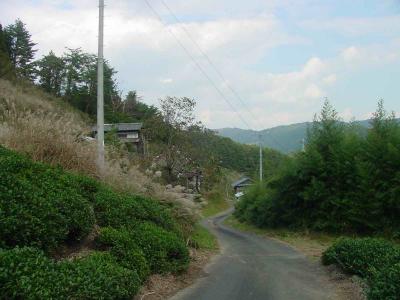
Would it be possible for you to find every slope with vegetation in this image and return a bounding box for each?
[0,146,189,298]
[236,100,400,236]
[0,18,284,298]
[234,100,400,299]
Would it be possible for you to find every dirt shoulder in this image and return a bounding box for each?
[135,248,216,300]
[223,216,367,300]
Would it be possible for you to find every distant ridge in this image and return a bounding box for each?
[216,118,399,154]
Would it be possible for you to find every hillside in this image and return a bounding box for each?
[0,146,191,298]
[217,118,400,153]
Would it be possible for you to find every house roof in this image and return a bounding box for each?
[231,177,253,188]
[92,123,143,133]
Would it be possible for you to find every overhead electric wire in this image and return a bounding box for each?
[143,0,288,153]
[142,0,251,129]
[158,0,288,152]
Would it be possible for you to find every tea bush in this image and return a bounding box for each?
[0,247,59,299]
[322,238,400,278]
[0,247,140,299]
[94,186,177,232]
[322,238,400,300]
[0,147,95,250]
[60,252,140,299]
[96,227,150,281]
[368,263,400,300]
[131,222,189,274]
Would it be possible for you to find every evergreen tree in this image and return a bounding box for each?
[0,24,14,79]
[4,19,37,80]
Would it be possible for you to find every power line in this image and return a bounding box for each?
[158,0,288,152]
[142,0,251,129]
[143,0,288,154]
[159,0,256,120]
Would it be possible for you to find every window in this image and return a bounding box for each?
[127,132,139,139]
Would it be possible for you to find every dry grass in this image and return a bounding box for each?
[0,79,199,236]
[0,79,97,175]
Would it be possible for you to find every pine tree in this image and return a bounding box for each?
[4,19,37,80]
[0,24,14,79]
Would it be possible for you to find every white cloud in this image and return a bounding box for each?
[1,0,399,130]
[303,57,325,76]
[322,74,337,85]
[160,78,173,84]
[304,84,323,99]
[341,46,360,62]
[339,108,354,121]
[301,15,400,37]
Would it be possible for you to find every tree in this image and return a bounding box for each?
[35,51,65,96]
[4,19,36,80]
[61,48,119,115]
[145,97,199,182]
[0,24,14,79]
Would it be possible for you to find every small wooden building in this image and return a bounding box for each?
[231,177,253,194]
[92,123,144,153]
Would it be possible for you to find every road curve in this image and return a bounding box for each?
[171,209,338,300]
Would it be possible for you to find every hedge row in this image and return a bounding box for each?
[322,238,400,300]
[95,227,150,281]
[93,186,178,233]
[0,146,95,250]
[0,247,140,299]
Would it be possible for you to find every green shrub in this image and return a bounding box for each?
[368,263,400,300]
[0,247,140,299]
[130,222,190,274]
[0,147,95,250]
[0,247,59,299]
[94,186,177,232]
[322,238,400,278]
[60,252,140,299]
[96,227,150,281]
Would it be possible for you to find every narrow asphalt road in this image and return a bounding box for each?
[171,209,338,300]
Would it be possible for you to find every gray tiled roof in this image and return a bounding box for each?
[231,177,252,188]
[92,123,142,132]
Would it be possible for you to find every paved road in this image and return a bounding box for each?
[171,209,338,300]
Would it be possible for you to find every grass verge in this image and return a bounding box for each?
[224,215,337,260]
[201,190,231,218]
[190,225,218,250]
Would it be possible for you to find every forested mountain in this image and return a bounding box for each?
[217,118,400,153]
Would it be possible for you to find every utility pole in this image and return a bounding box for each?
[259,133,263,182]
[97,0,105,172]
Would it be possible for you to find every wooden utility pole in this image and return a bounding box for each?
[97,0,105,172]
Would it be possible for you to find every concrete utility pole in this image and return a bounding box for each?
[97,0,105,172]
[259,133,263,182]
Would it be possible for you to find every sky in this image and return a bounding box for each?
[1,0,400,130]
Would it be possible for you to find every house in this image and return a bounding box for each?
[92,123,144,153]
[232,177,253,196]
